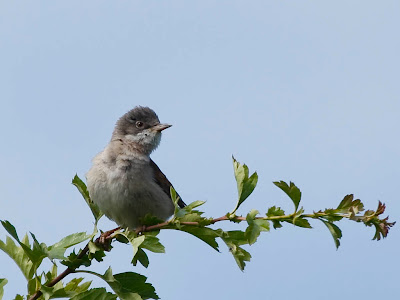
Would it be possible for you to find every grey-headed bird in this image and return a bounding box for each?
[86,106,185,230]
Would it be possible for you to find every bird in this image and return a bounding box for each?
[86,106,185,230]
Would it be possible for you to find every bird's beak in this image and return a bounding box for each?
[152,123,172,132]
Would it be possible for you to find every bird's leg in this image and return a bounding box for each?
[97,227,121,249]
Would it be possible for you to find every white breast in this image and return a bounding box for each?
[86,146,174,229]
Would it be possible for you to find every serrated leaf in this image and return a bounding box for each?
[179,212,207,223]
[273,181,301,211]
[48,232,91,260]
[0,236,34,280]
[49,278,92,299]
[27,277,40,295]
[183,201,206,211]
[71,288,117,300]
[139,236,165,254]
[222,240,251,271]
[292,218,312,228]
[40,285,56,300]
[61,251,91,269]
[232,157,258,213]
[0,221,37,264]
[178,226,221,251]
[244,210,270,245]
[170,186,180,216]
[0,278,7,300]
[266,206,285,229]
[128,234,145,257]
[321,220,342,249]
[337,194,353,209]
[72,175,103,223]
[222,231,248,246]
[139,215,164,227]
[116,232,149,263]
[29,232,48,265]
[266,206,285,217]
[131,248,149,268]
[114,272,159,300]
[99,268,143,300]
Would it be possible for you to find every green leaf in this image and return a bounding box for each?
[131,248,149,268]
[0,221,37,264]
[64,278,92,294]
[116,232,145,258]
[139,215,164,227]
[114,272,159,300]
[222,231,248,246]
[292,218,312,228]
[0,236,34,280]
[49,278,92,299]
[183,201,206,211]
[29,232,48,266]
[40,285,55,300]
[273,181,301,211]
[71,288,117,300]
[100,268,143,300]
[222,239,251,271]
[115,232,158,267]
[0,278,7,300]
[61,251,91,269]
[266,206,285,229]
[244,210,270,245]
[48,232,91,260]
[321,220,342,249]
[178,226,221,251]
[72,175,103,223]
[232,157,258,213]
[139,236,165,254]
[87,241,106,262]
[170,186,180,216]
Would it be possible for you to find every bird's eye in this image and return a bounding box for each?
[135,121,144,128]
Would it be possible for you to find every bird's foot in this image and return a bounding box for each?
[97,227,121,251]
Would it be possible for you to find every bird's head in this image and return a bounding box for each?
[112,106,171,155]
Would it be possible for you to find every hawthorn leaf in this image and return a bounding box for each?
[72,175,103,223]
[170,186,180,216]
[50,278,92,298]
[0,278,7,300]
[266,206,286,229]
[0,236,34,280]
[71,288,117,300]
[183,201,206,211]
[273,181,301,211]
[179,226,220,251]
[114,272,159,300]
[223,240,251,271]
[48,232,91,259]
[244,210,270,245]
[140,236,165,254]
[222,230,248,246]
[321,220,342,249]
[131,248,149,268]
[101,268,143,300]
[232,157,258,213]
[292,218,312,228]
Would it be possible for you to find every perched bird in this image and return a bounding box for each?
[86,106,185,230]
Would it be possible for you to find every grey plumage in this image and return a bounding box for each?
[86,106,185,230]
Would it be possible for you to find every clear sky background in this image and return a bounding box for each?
[0,1,399,299]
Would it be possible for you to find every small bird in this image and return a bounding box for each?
[86,106,185,230]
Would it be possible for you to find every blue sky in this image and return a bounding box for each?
[0,1,399,299]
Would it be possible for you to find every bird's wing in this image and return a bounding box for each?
[150,159,186,208]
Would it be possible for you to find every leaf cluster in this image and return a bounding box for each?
[0,158,395,299]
